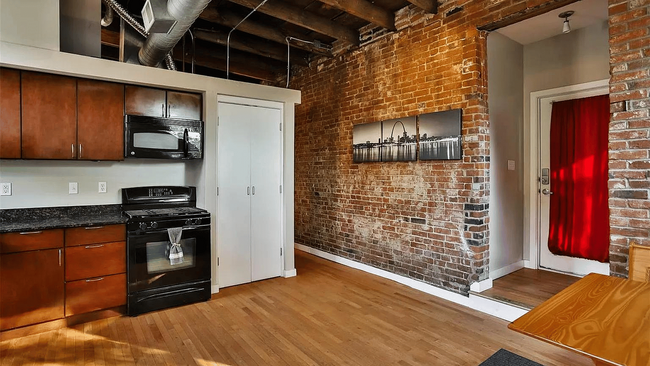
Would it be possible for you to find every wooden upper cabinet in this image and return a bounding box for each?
[0,249,65,331]
[21,72,77,159]
[125,86,166,117]
[0,68,22,158]
[77,80,125,161]
[125,85,202,120]
[167,91,201,120]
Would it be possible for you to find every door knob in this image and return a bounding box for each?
[541,189,553,195]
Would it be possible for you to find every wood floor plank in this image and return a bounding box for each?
[480,268,581,308]
[0,250,594,366]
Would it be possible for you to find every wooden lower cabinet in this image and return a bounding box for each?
[64,225,127,318]
[0,249,65,331]
[65,241,126,281]
[64,224,125,247]
[65,274,126,316]
[0,224,126,333]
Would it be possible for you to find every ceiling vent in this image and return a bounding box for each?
[142,0,177,34]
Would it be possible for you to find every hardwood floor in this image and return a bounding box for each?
[0,250,592,366]
[477,268,581,309]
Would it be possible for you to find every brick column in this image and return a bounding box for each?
[608,0,650,277]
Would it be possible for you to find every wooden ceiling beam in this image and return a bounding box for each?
[101,28,120,48]
[193,29,309,66]
[200,8,332,57]
[405,0,438,13]
[316,0,395,31]
[227,0,360,45]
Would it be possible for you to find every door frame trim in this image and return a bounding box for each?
[524,79,609,270]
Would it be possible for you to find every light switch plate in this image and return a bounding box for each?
[98,182,107,193]
[507,160,516,171]
[69,182,78,194]
[0,183,11,196]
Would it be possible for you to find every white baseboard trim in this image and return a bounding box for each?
[490,260,525,280]
[211,285,219,294]
[283,269,297,278]
[523,260,535,269]
[469,278,493,292]
[295,244,527,322]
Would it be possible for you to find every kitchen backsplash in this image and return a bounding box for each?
[0,159,200,209]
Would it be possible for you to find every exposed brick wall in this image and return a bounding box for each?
[608,0,650,277]
[291,0,647,293]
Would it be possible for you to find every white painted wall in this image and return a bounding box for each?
[0,0,59,51]
[0,160,200,208]
[487,32,524,278]
[522,21,610,263]
[0,31,300,288]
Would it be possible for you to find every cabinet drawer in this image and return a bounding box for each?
[0,229,64,254]
[65,273,126,316]
[65,241,126,281]
[65,224,125,247]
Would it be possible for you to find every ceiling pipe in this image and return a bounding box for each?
[138,0,211,68]
[103,0,176,70]
[101,0,114,27]
[227,0,269,79]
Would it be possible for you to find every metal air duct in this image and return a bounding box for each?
[138,0,211,67]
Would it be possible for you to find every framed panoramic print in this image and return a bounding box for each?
[419,109,462,160]
[353,121,382,163]
[381,116,417,162]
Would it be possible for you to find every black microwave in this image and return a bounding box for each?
[124,115,204,159]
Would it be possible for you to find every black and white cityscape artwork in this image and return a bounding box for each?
[353,121,382,163]
[381,116,417,162]
[419,109,463,160]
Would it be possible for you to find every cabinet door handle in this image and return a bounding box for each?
[58,249,62,266]
[162,103,165,117]
[84,244,105,249]
[79,144,82,158]
[71,143,75,158]
[252,186,255,195]
[85,277,104,283]
[84,226,104,230]
[19,230,43,235]
[167,104,171,117]
[247,186,250,195]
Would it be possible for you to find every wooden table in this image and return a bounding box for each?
[508,273,650,366]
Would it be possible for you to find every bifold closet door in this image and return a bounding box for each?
[250,106,283,282]
[217,102,252,288]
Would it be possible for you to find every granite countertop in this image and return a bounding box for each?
[0,205,127,234]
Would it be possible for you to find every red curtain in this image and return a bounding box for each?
[548,95,610,263]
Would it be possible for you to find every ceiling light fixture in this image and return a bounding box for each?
[559,10,574,34]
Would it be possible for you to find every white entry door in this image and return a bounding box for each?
[538,86,609,276]
[217,100,283,288]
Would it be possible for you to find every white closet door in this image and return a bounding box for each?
[218,102,252,288]
[250,106,283,282]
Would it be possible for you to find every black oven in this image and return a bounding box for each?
[122,186,211,316]
[124,115,204,159]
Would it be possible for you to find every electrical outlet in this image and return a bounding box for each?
[0,183,12,196]
[98,182,107,193]
[69,182,78,194]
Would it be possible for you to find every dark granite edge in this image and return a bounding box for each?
[0,205,127,233]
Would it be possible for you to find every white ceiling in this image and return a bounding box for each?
[496,0,609,45]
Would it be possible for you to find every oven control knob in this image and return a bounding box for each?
[185,219,192,226]
[150,221,158,229]
[192,218,201,225]
[139,222,147,231]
